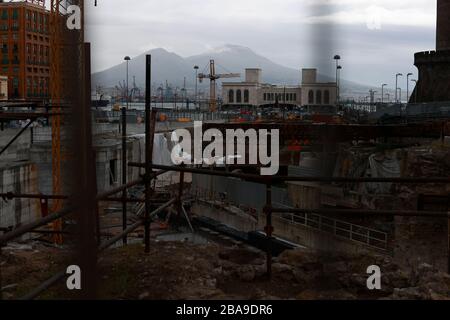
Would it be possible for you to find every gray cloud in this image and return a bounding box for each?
[85,0,436,89]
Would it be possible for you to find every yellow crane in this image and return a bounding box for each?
[198,60,240,112]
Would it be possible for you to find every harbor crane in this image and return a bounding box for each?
[198,60,240,112]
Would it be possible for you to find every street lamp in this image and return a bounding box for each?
[334,55,341,105]
[395,73,403,103]
[124,56,131,110]
[194,65,199,109]
[406,73,413,103]
[411,79,418,103]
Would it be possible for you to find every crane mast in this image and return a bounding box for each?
[198,60,240,112]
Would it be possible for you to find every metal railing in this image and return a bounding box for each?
[273,202,388,251]
[190,186,388,251]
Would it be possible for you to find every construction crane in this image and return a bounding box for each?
[198,60,240,112]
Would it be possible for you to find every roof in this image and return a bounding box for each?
[0,1,48,12]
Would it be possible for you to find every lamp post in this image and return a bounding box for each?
[194,65,199,109]
[395,73,403,103]
[381,84,387,104]
[406,73,413,103]
[124,56,131,110]
[334,55,341,105]
[122,56,131,245]
[411,79,418,103]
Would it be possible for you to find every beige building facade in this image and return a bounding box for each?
[222,68,337,108]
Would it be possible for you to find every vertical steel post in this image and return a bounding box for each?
[178,169,185,217]
[264,183,273,279]
[121,107,127,245]
[72,42,97,299]
[144,55,152,254]
[0,246,3,301]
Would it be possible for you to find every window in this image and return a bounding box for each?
[316,90,322,105]
[293,93,297,101]
[244,89,249,103]
[324,90,330,104]
[236,90,242,103]
[228,89,234,103]
[308,90,314,104]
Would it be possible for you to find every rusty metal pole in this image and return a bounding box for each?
[121,107,128,245]
[264,183,273,279]
[77,42,98,299]
[144,55,153,254]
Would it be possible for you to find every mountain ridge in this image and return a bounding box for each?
[92,44,374,96]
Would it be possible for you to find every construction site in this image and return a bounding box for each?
[1,0,450,302]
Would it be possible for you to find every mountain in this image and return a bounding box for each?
[186,44,300,85]
[91,44,374,97]
[92,48,192,89]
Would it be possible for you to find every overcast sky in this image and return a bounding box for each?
[85,0,437,88]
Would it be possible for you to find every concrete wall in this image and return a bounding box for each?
[192,202,258,232]
[269,214,373,255]
[0,162,39,229]
[0,128,31,162]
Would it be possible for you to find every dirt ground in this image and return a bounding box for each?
[2,239,450,300]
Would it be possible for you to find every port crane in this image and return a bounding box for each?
[198,60,240,112]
